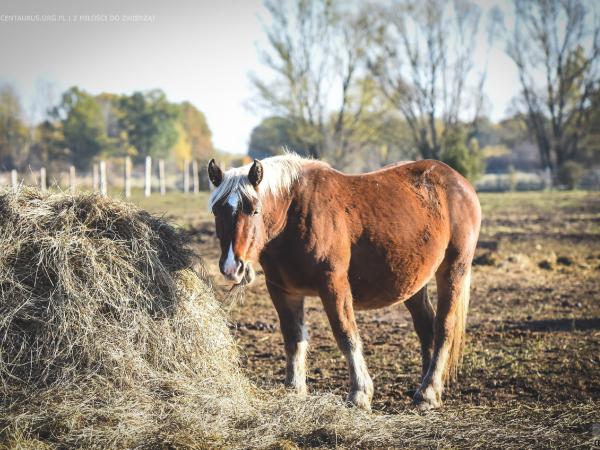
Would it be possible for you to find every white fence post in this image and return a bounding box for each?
[69,166,76,193]
[159,159,166,195]
[192,160,199,194]
[92,163,99,192]
[145,156,152,197]
[124,156,131,198]
[99,161,107,196]
[11,169,17,193]
[184,160,190,194]
[40,167,47,191]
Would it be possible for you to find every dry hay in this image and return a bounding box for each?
[0,189,593,449]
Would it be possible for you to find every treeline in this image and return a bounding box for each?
[248,0,599,187]
[0,85,214,174]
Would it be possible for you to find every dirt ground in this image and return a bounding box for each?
[137,190,600,445]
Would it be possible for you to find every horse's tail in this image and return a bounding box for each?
[446,266,471,383]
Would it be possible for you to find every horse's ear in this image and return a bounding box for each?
[208,159,223,187]
[248,159,263,188]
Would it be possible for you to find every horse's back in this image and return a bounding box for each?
[306,160,480,308]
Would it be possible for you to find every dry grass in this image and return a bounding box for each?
[0,188,595,449]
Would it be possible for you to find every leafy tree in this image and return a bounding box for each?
[171,122,192,167]
[0,84,29,169]
[52,87,108,170]
[248,116,305,158]
[557,160,584,189]
[442,129,485,182]
[178,102,214,161]
[27,120,67,169]
[118,90,178,161]
[95,93,136,158]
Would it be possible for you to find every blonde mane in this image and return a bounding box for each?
[208,153,313,211]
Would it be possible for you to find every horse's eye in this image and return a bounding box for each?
[253,209,261,216]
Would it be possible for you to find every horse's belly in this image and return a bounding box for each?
[348,242,441,310]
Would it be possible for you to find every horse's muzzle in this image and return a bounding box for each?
[222,259,255,285]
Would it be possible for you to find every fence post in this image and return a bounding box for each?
[159,159,166,195]
[145,156,152,197]
[184,160,190,194]
[92,163,99,192]
[11,169,17,193]
[99,161,107,196]
[40,167,47,192]
[124,156,131,198]
[192,160,199,194]
[69,165,76,193]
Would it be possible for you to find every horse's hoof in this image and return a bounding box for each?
[347,390,372,412]
[413,388,441,411]
[285,382,307,396]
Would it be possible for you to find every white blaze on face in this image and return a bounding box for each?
[222,191,240,278]
[223,243,237,277]
[227,192,240,215]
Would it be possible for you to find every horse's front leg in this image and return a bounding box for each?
[319,271,373,411]
[266,283,308,395]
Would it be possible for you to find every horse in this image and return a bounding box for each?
[207,154,481,411]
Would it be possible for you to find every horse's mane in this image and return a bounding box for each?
[208,153,313,210]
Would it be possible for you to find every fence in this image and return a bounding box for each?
[0,157,214,197]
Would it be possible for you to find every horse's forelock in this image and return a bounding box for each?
[208,154,309,212]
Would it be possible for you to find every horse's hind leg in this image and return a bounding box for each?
[405,285,435,381]
[413,252,472,410]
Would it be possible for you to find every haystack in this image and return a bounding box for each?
[0,189,588,449]
[0,188,252,448]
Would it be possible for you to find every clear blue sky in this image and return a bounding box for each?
[0,0,521,154]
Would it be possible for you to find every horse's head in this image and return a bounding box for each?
[207,159,266,285]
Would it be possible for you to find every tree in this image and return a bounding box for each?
[506,0,600,180]
[0,84,29,169]
[248,116,304,159]
[251,0,375,164]
[369,0,488,160]
[442,128,485,182]
[171,122,192,167]
[52,87,108,170]
[27,120,67,170]
[178,102,214,160]
[118,90,178,161]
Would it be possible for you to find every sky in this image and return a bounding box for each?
[0,0,522,154]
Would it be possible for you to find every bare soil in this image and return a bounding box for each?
[140,190,600,445]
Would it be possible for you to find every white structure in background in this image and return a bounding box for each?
[124,156,131,198]
[192,160,199,194]
[69,166,76,193]
[159,159,166,195]
[99,161,107,196]
[145,156,152,197]
[11,169,17,193]
[184,159,190,194]
[40,167,47,192]
[92,163,99,192]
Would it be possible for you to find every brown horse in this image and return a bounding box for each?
[207,154,481,411]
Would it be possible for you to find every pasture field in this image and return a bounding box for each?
[133,190,600,446]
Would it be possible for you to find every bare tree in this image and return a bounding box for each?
[506,0,600,179]
[369,0,486,160]
[250,0,373,163]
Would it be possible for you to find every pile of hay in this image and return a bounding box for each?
[0,188,254,448]
[0,189,591,449]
